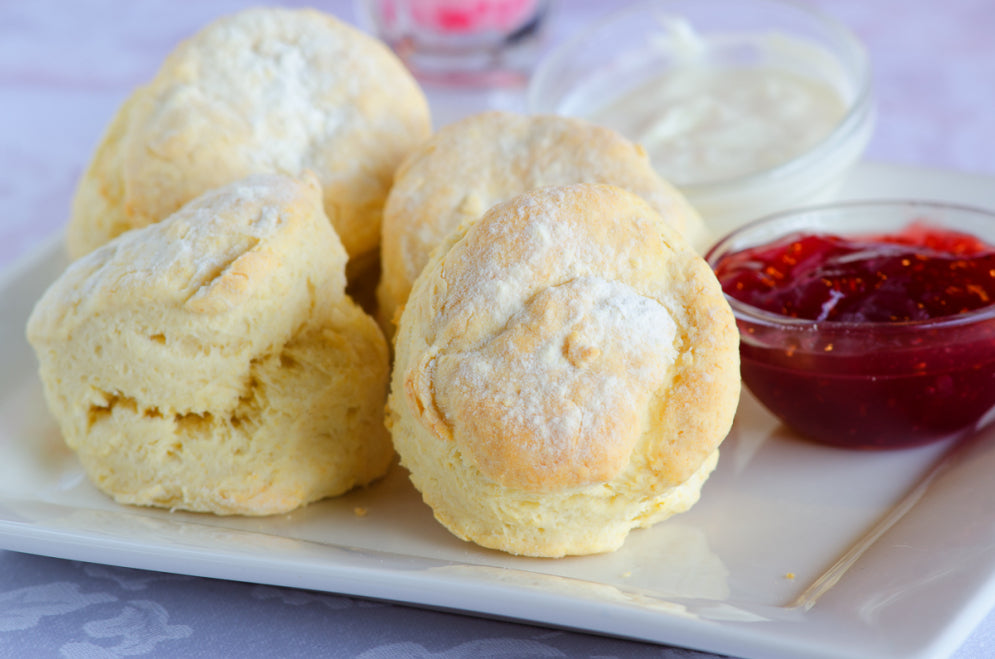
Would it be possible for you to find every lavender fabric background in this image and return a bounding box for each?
[1,1,993,657]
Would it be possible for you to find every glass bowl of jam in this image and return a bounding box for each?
[706,200,995,449]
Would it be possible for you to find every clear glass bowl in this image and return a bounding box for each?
[528,0,875,236]
[355,0,550,86]
[705,200,995,449]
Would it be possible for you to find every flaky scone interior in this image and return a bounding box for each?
[29,173,393,515]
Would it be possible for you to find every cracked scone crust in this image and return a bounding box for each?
[28,173,393,516]
[377,111,709,332]
[388,183,740,557]
[67,7,431,277]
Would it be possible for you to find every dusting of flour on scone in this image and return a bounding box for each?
[28,173,393,516]
[387,183,739,557]
[67,7,431,284]
[377,111,709,335]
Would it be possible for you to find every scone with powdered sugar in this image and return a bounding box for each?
[28,173,393,516]
[388,183,740,557]
[67,7,431,285]
[376,111,709,335]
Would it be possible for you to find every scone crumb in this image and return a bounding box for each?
[621,571,632,578]
[353,506,368,517]
[784,572,796,580]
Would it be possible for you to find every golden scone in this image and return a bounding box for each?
[376,111,709,333]
[67,7,431,282]
[28,173,393,516]
[388,183,740,557]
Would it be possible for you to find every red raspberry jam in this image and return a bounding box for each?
[712,222,995,449]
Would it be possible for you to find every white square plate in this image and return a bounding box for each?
[2,163,994,659]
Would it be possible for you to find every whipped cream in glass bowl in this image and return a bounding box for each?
[528,0,875,237]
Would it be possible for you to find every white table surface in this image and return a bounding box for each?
[1,1,994,657]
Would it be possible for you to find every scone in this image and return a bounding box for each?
[67,7,431,283]
[388,183,740,557]
[28,173,393,516]
[377,111,709,333]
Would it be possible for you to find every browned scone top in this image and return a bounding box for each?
[67,7,431,281]
[377,111,709,335]
[388,183,739,557]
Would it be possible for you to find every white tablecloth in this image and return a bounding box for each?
[2,1,993,657]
